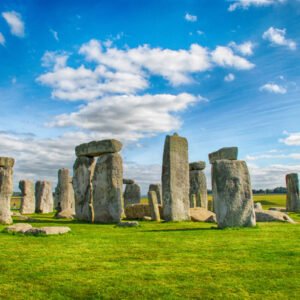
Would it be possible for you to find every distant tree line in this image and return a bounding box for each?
[207,187,287,195]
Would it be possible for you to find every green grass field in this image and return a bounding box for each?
[1,194,299,299]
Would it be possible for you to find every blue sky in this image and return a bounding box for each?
[0,0,300,192]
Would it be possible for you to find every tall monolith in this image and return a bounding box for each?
[35,181,54,213]
[19,180,35,214]
[286,173,300,212]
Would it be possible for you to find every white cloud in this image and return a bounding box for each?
[229,41,255,56]
[49,93,204,140]
[2,11,25,37]
[50,29,59,41]
[224,73,235,82]
[185,13,197,22]
[263,27,296,50]
[0,32,5,45]
[229,0,286,12]
[41,51,69,70]
[211,46,255,69]
[259,83,287,94]
[245,153,300,161]
[280,131,300,146]
[196,30,204,35]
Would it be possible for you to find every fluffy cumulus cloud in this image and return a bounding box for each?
[184,13,197,22]
[229,41,255,56]
[259,83,287,94]
[228,0,286,12]
[262,27,297,50]
[280,131,300,146]
[2,11,25,37]
[224,73,235,82]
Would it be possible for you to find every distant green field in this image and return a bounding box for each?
[1,194,299,299]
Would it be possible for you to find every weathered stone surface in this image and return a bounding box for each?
[189,170,208,209]
[189,161,206,171]
[4,223,32,233]
[123,179,134,184]
[125,203,163,220]
[35,181,53,213]
[255,209,295,224]
[212,160,256,228]
[0,157,14,225]
[124,183,141,207]
[268,207,286,212]
[162,134,190,221]
[190,208,216,223]
[148,191,160,221]
[116,221,139,227]
[26,226,71,235]
[55,169,75,215]
[286,173,300,212]
[209,147,238,164]
[55,208,74,219]
[0,157,15,168]
[254,202,263,210]
[19,180,35,214]
[148,184,162,205]
[75,139,122,157]
[73,156,96,222]
[92,153,124,223]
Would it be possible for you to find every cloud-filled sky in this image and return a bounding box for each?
[0,0,300,193]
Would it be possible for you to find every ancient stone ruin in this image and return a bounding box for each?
[0,157,14,225]
[189,161,208,209]
[55,168,75,218]
[148,190,160,221]
[73,139,124,223]
[148,184,162,204]
[123,179,141,207]
[286,173,300,212]
[35,181,54,213]
[209,147,256,228]
[162,133,190,221]
[19,180,35,214]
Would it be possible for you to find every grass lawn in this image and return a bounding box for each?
[1,195,299,299]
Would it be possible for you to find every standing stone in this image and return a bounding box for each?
[92,153,124,223]
[124,183,141,207]
[148,191,160,221]
[286,173,300,212]
[55,169,75,214]
[189,161,208,209]
[19,180,35,214]
[0,157,14,224]
[35,181,54,213]
[212,160,256,228]
[148,184,162,205]
[162,133,190,221]
[73,157,96,222]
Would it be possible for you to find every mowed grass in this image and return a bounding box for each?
[1,195,299,299]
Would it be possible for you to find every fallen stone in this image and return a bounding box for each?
[148,184,162,205]
[269,207,286,212]
[26,226,71,235]
[190,207,216,223]
[143,216,152,221]
[116,221,139,227]
[125,203,163,220]
[189,161,206,171]
[123,179,134,184]
[209,147,238,164]
[55,208,75,219]
[255,209,295,224]
[254,202,263,210]
[286,173,300,212]
[19,180,35,214]
[75,139,122,157]
[212,160,256,228]
[162,133,190,221]
[124,183,141,207]
[4,223,32,233]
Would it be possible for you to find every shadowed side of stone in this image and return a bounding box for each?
[124,183,141,207]
[286,173,300,212]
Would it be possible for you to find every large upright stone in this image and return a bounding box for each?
[189,169,208,209]
[75,139,122,157]
[0,157,14,224]
[148,184,162,205]
[148,191,160,221]
[209,147,238,164]
[92,153,124,223]
[73,157,96,222]
[35,181,54,213]
[286,173,300,212]
[124,183,141,207]
[212,160,256,228]
[162,134,190,221]
[56,169,75,213]
[19,180,35,214]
